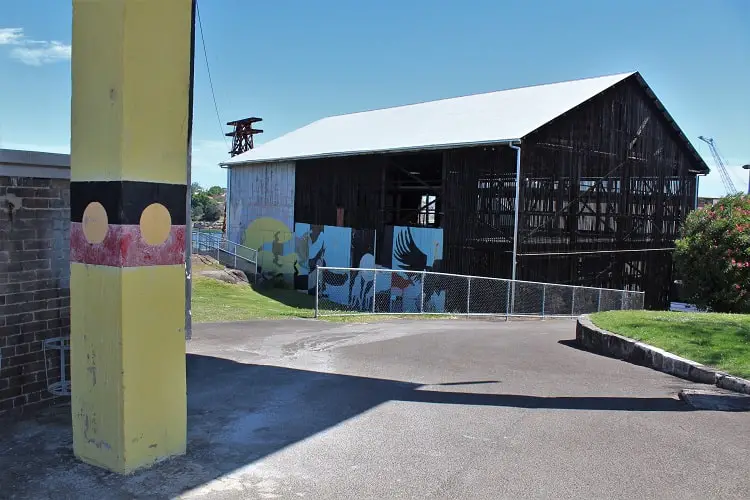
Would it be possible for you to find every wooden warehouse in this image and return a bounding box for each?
[223,72,709,309]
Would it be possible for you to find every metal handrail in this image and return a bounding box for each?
[192,231,259,283]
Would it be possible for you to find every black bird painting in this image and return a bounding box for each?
[393,227,442,276]
[392,227,445,310]
[307,243,348,294]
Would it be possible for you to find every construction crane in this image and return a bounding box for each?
[698,136,741,195]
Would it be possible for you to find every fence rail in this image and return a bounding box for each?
[192,230,259,283]
[314,266,644,318]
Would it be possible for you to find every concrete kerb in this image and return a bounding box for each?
[576,314,750,395]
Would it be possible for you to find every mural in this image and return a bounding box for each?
[294,223,352,295]
[294,224,379,309]
[225,163,446,305]
[295,224,444,313]
[244,217,296,284]
[388,226,445,313]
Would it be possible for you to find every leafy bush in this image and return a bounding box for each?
[202,199,223,222]
[207,185,224,197]
[675,193,750,313]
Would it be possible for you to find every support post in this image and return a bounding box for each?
[509,142,522,313]
[505,280,511,319]
[372,270,377,313]
[466,277,471,315]
[70,0,194,473]
[420,271,425,313]
[314,268,320,318]
[597,288,602,312]
[541,284,546,319]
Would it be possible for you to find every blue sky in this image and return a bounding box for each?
[1,0,748,196]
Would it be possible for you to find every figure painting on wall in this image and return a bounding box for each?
[391,226,445,313]
[243,217,296,286]
[294,223,352,299]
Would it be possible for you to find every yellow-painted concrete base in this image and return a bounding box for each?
[71,263,186,474]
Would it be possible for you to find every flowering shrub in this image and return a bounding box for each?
[675,193,750,313]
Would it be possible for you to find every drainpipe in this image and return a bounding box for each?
[509,142,521,314]
[509,142,522,281]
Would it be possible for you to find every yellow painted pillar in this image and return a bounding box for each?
[70,0,194,473]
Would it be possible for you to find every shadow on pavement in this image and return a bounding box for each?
[0,353,694,499]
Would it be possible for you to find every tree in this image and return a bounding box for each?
[207,185,224,197]
[191,190,211,221]
[191,182,203,195]
[202,199,223,222]
[191,203,204,221]
[674,193,750,313]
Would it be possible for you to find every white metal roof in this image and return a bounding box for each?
[224,72,635,166]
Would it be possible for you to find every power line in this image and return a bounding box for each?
[196,2,229,151]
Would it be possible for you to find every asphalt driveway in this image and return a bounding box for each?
[1,319,749,499]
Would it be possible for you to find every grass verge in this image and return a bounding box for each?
[589,310,750,379]
[191,276,454,324]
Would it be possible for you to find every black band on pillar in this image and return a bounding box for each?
[71,181,188,225]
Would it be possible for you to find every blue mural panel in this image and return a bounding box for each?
[390,226,445,313]
[293,224,380,311]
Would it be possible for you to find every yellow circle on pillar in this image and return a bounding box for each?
[82,202,108,244]
[140,203,172,246]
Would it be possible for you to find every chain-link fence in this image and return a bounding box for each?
[314,266,645,318]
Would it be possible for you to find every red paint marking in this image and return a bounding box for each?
[71,223,185,267]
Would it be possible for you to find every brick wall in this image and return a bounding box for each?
[0,175,71,414]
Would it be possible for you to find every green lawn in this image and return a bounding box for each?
[192,277,316,322]
[191,276,453,324]
[589,311,750,379]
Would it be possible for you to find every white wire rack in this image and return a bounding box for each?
[43,336,71,397]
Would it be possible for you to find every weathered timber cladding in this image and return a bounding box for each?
[295,155,387,229]
[442,146,517,277]
[227,161,296,244]
[0,176,70,415]
[518,76,701,308]
[284,74,701,309]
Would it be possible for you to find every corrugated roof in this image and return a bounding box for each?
[224,72,636,166]
[223,71,710,175]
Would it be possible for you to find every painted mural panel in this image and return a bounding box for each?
[227,162,296,283]
[348,229,377,311]
[390,226,445,313]
[294,224,378,310]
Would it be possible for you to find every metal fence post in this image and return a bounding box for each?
[314,268,320,318]
[254,249,258,284]
[571,289,576,317]
[541,284,546,319]
[420,271,425,313]
[505,280,510,320]
[466,277,471,315]
[372,269,377,313]
[597,288,602,312]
